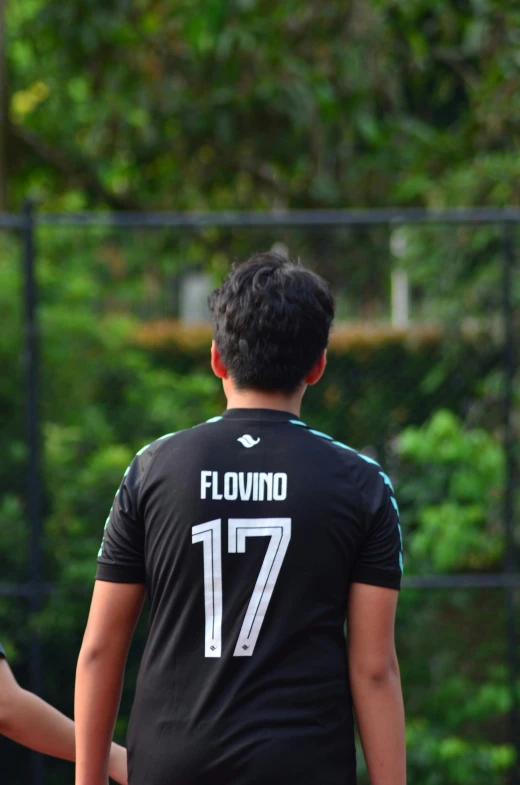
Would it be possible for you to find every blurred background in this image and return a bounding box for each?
[1,1,520,784]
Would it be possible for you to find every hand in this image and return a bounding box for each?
[108,743,128,785]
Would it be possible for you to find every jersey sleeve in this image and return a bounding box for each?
[351,465,403,590]
[96,442,159,583]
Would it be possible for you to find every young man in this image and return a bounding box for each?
[0,643,127,782]
[75,252,406,785]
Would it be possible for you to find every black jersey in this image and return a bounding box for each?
[97,408,403,785]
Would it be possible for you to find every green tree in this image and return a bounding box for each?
[4,1,520,211]
[395,410,513,785]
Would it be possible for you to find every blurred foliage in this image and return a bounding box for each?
[1,0,520,783]
[1,223,518,784]
[399,409,505,572]
[4,0,520,212]
[395,410,514,784]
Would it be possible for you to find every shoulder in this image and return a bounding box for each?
[130,416,225,474]
[293,421,393,494]
[292,420,382,468]
[130,431,179,477]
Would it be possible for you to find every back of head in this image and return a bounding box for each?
[208,252,335,392]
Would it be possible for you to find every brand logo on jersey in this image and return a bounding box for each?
[237,434,261,448]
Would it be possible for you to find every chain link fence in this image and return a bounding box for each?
[0,207,519,784]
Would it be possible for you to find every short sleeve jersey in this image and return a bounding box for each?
[97,409,403,785]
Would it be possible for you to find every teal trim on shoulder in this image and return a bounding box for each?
[287,419,401,574]
[332,440,355,452]
[136,432,176,457]
[309,429,334,440]
[379,471,395,492]
[358,453,380,468]
[101,430,179,562]
[291,421,335,441]
[397,523,404,573]
[206,416,223,423]
[290,423,397,500]
[291,418,350,447]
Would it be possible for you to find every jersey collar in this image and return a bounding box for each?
[222,408,299,422]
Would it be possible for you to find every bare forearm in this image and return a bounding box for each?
[0,687,76,759]
[75,581,144,785]
[0,685,126,783]
[351,665,406,785]
[75,648,125,785]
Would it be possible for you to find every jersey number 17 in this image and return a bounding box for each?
[192,518,291,658]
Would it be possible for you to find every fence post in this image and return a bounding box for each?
[502,224,520,784]
[23,199,45,785]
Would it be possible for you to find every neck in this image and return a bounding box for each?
[225,387,304,417]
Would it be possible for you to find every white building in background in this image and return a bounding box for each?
[180,272,213,323]
[390,229,410,327]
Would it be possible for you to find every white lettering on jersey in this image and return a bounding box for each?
[200,470,212,499]
[224,472,238,500]
[192,517,291,657]
[259,472,273,501]
[273,472,287,501]
[229,518,291,656]
[191,519,223,657]
[239,472,253,500]
[200,471,288,501]
[212,471,223,500]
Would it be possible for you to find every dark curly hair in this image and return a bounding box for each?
[208,252,335,392]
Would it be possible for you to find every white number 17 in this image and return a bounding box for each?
[191,518,291,658]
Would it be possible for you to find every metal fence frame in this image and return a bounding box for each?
[1,204,518,783]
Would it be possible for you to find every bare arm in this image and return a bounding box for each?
[75,580,145,785]
[347,582,406,785]
[0,657,127,784]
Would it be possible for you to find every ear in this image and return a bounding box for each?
[211,341,228,379]
[305,350,327,386]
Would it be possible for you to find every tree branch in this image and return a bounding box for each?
[11,122,141,210]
